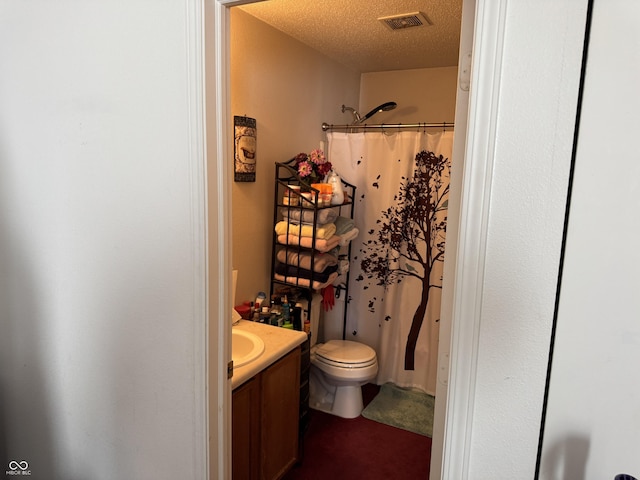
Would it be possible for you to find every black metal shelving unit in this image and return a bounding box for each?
[270,159,356,460]
[269,160,356,339]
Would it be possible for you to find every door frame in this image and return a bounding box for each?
[436,1,508,477]
[207,0,499,478]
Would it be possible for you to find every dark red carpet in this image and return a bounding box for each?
[284,384,431,480]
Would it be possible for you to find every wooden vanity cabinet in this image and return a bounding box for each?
[232,346,301,480]
[232,376,260,480]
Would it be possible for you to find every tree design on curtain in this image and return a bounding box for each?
[358,150,450,370]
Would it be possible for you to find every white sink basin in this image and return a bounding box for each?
[232,329,265,368]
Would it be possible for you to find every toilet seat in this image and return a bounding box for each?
[313,340,377,369]
[316,355,377,369]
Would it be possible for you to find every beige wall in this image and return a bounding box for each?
[230,9,459,305]
[359,67,458,124]
[230,9,360,305]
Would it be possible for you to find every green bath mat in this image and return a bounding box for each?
[362,383,435,437]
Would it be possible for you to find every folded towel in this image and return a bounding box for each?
[339,227,359,246]
[275,221,336,240]
[333,216,355,235]
[274,271,339,291]
[281,208,337,226]
[277,234,341,253]
[276,247,338,272]
[275,262,338,283]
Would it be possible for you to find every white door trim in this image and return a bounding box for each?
[440,0,508,478]
[206,1,233,479]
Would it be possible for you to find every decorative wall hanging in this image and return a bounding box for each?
[234,115,257,182]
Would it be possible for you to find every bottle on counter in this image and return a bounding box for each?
[282,295,290,325]
[292,306,302,331]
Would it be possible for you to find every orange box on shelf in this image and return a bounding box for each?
[311,183,332,206]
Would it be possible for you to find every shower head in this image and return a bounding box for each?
[341,102,398,124]
[360,102,398,123]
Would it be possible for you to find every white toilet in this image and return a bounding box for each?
[306,294,378,419]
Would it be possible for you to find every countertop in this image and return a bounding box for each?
[231,319,308,390]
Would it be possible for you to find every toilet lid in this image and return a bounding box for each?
[315,340,376,365]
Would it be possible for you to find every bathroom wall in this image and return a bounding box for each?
[230,8,360,305]
[230,9,459,308]
[359,67,458,124]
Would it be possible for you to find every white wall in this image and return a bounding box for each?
[0,2,207,479]
[540,1,640,478]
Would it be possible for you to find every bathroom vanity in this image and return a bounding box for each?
[231,320,308,480]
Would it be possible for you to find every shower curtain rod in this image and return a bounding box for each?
[321,121,454,132]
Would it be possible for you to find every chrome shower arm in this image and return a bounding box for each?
[341,104,362,124]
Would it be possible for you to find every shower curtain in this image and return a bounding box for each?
[327,130,453,395]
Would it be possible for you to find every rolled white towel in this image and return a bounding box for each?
[339,227,359,246]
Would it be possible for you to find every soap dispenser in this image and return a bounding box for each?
[327,169,344,205]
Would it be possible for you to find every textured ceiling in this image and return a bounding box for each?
[238,0,463,73]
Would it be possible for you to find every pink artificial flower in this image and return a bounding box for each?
[294,149,331,179]
[297,160,313,177]
[309,149,326,165]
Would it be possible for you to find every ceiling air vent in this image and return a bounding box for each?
[378,12,432,31]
